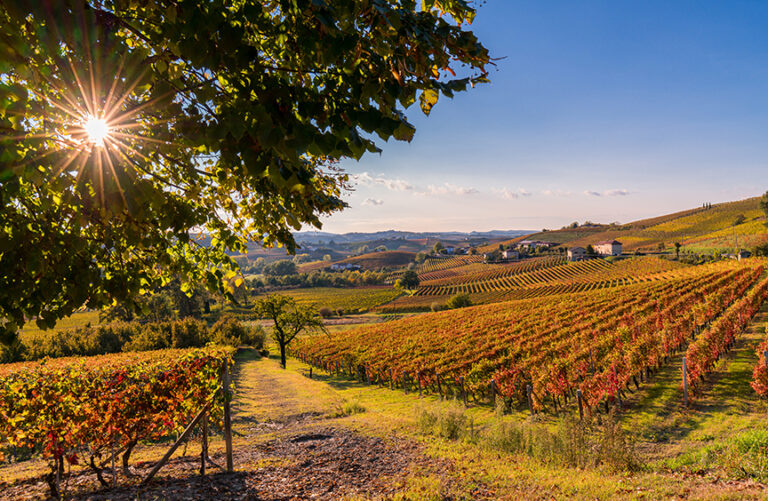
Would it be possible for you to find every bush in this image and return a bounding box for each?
[211,316,265,348]
[416,404,637,472]
[318,307,334,318]
[430,302,445,312]
[417,401,474,440]
[446,293,472,309]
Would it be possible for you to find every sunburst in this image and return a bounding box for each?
[82,115,111,147]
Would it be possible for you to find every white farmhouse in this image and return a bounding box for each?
[594,240,622,256]
[502,249,519,260]
[567,247,586,261]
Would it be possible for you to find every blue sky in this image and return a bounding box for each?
[320,1,768,233]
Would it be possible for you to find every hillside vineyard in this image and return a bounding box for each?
[293,259,768,412]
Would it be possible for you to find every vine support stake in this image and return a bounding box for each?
[200,411,208,476]
[143,398,215,485]
[223,361,233,472]
[389,368,394,390]
[527,384,534,416]
[459,376,467,407]
[682,356,689,407]
[111,426,116,488]
[436,373,443,400]
[763,350,768,366]
[417,371,422,398]
[490,379,496,407]
[576,389,584,421]
[403,372,408,394]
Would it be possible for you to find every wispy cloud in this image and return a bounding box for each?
[361,198,384,206]
[541,189,572,197]
[584,189,633,197]
[354,172,413,191]
[416,183,479,197]
[493,188,532,199]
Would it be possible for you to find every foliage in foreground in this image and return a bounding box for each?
[0,347,233,496]
[0,1,489,343]
[1,317,263,363]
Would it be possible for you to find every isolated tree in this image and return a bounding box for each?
[0,2,489,343]
[254,294,325,369]
[400,270,420,289]
[585,245,596,256]
[446,293,472,309]
[761,191,768,220]
[433,242,445,254]
[674,242,682,259]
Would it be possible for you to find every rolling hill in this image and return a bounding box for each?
[483,196,766,253]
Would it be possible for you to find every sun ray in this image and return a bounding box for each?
[101,141,130,209]
[65,53,96,118]
[102,52,130,121]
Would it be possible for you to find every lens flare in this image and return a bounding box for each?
[83,116,110,146]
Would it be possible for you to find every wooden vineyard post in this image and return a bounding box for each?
[390,368,394,390]
[111,425,116,487]
[309,367,313,379]
[576,389,584,421]
[763,350,768,367]
[490,379,496,407]
[526,384,534,416]
[223,361,233,473]
[403,372,408,394]
[682,356,689,407]
[459,376,467,407]
[436,373,443,400]
[200,411,208,476]
[613,366,622,407]
[417,371,422,398]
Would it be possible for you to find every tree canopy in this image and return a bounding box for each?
[254,293,325,368]
[0,1,489,342]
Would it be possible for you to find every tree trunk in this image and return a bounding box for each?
[280,340,287,368]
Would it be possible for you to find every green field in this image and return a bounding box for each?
[18,310,100,344]
[254,286,404,313]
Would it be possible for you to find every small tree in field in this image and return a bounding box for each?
[254,294,325,369]
[674,242,682,259]
[400,270,420,289]
[761,191,768,221]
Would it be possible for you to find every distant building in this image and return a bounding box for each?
[444,246,455,254]
[594,240,622,256]
[329,263,362,271]
[502,249,519,260]
[516,240,556,251]
[738,250,752,261]
[567,247,586,261]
